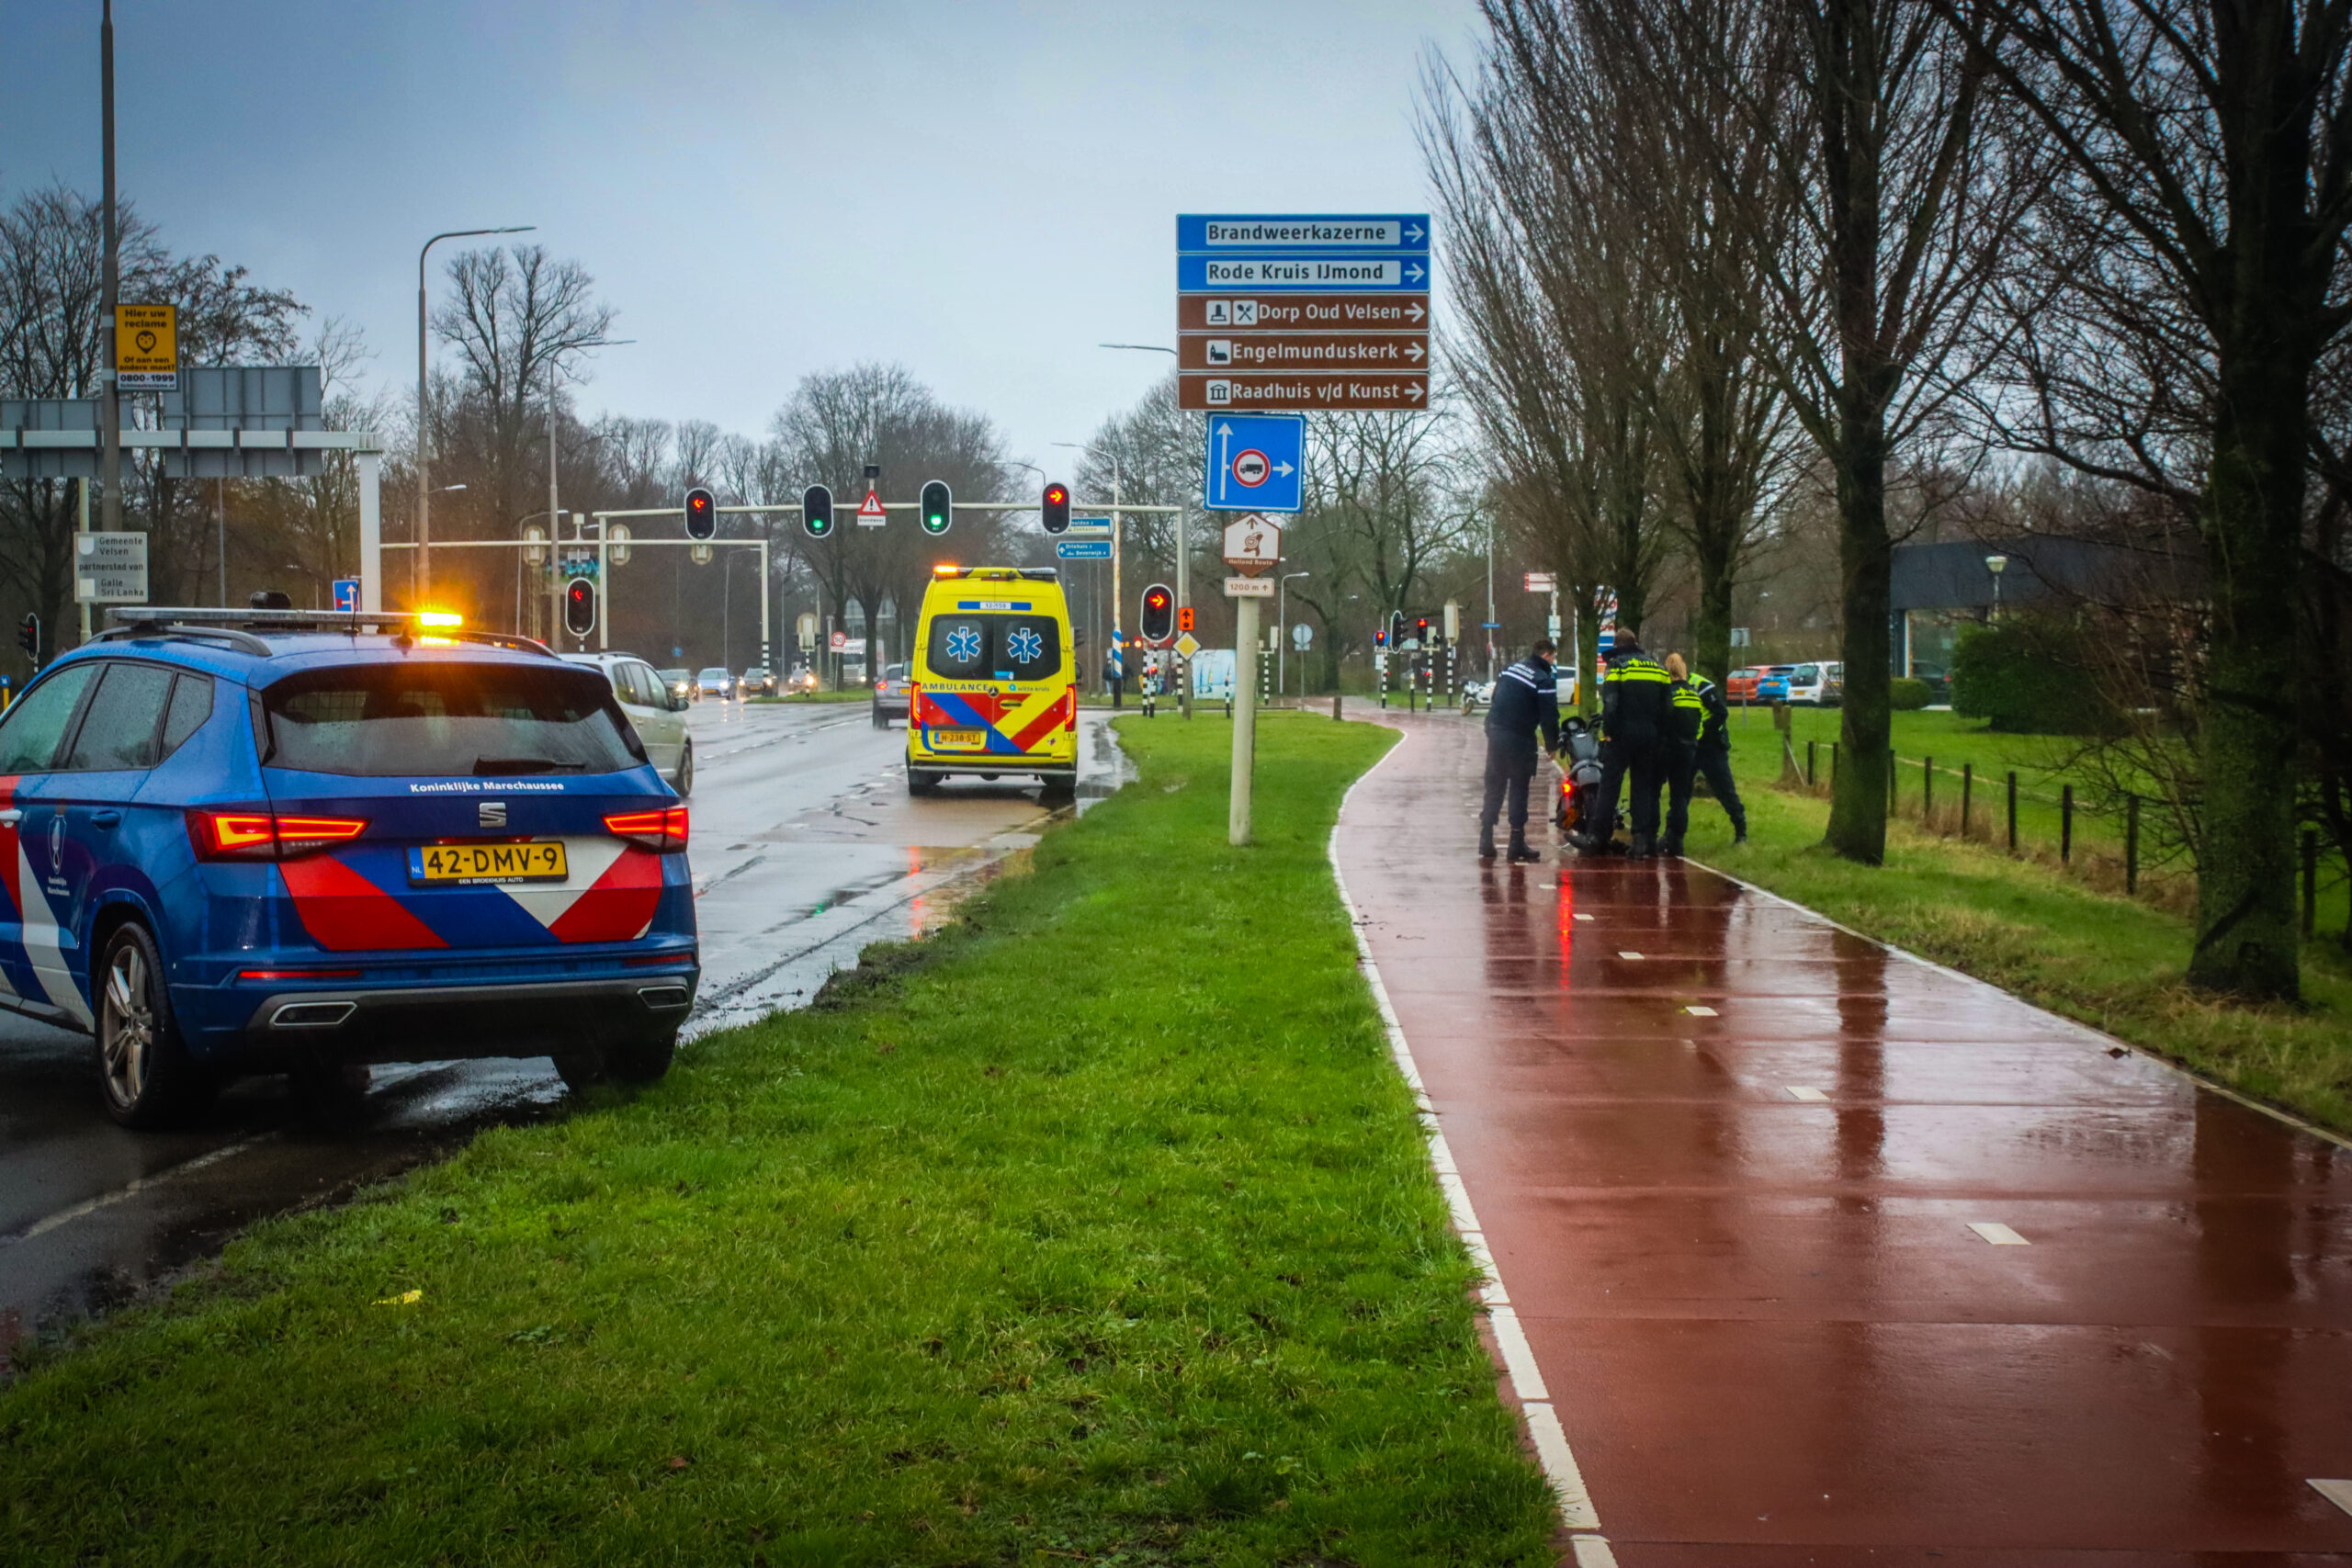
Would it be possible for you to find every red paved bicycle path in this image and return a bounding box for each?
[1331,716,2352,1565]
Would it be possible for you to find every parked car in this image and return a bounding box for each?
[0,606,697,1127]
[561,652,694,795]
[695,667,736,700]
[1786,660,1843,706]
[659,667,695,705]
[1726,667,1764,702]
[741,665,776,696]
[1754,664,1800,702]
[872,662,911,728]
[1555,663,1580,710]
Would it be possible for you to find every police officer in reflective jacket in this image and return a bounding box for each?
[1595,629,1675,856]
[1479,639,1561,863]
[1661,652,1747,853]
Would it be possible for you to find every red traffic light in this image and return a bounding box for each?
[684,486,717,541]
[1042,481,1071,535]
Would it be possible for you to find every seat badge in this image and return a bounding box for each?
[479,800,508,829]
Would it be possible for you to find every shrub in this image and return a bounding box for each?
[1950,616,2120,734]
[1890,677,1933,711]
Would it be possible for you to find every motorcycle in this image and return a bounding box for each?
[1553,716,1619,852]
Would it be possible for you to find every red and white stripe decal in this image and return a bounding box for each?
[280,854,449,953]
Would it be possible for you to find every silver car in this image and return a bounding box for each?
[562,652,695,795]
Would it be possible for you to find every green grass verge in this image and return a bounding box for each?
[1685,716,2352,1136]
[0,713,1555,1567]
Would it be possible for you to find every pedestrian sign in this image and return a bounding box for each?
[1203,413,1304,513]
[856,491,888,527]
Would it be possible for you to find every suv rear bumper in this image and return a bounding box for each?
[238,974,697,1065]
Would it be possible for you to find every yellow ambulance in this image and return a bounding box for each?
[906,567,1078,800]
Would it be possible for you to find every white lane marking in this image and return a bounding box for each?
[1617,951,1644,960]
[1569,1533,1619,1567]
[1328,723,1606,1544]
[1487,1303,1552,1401]
[1968,1222,2030,1246]
[1786,1086,1829,1102]
[2310,1479,2352,1517]
[1684,1005,1718,1016]
[4,1135,272,1246]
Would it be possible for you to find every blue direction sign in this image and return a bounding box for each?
[1177,214,1429,253]
[1056,539,1113,560]
[331,577,359,612]
[1178,254,1429,292]
[1066,514,1113,536]
[1203,413,1305,513]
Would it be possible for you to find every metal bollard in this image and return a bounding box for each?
[1961,763,1973,839]
[2062,784,2074,863]
[1333,694,1343,721]
[1923,755,1934,819]
[2007,771,2018,852]
[1887,750,1896,812]
[1807,739,1816,787]
[2126,794,2141,895]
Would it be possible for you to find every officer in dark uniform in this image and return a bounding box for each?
[1479,638,1562,863]
[1666,654,1748,850]
[1595,628,1675,856]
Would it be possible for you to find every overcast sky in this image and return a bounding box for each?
[5,0,1476,479]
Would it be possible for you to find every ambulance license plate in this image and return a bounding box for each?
[408,840,569,886]
[930,728,987,750]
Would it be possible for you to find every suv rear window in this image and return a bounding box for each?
[926,614,1062,681]
[261,662,644,777]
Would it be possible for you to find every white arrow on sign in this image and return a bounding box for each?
[1405,221,1426,243]
[1274,460,1295,477]
[1406,343,1424,362]
[1406,301,1426,323]
[1214,420,1234,502]
[1405,261,1427,284]
[1406,381,1426,401]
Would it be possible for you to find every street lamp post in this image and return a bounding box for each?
[1984,553,2008,621]
[417,224,533,604]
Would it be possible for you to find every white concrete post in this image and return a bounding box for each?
[1230,592,1260,846]
[357,448,382,612]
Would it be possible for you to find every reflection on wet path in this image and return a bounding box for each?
[1337,715,2352,1563]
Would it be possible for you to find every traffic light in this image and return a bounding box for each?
[803,484,834,539]
[920,479,953,536]
[1387,611,1406,650]
[563,579,597,640]
[1140,583,1174,644]
[684,486,717,541]
[1177,605,1194,635]
[16,612,40,669]
[1415,616,1431,648]
[1041,481,1070,535]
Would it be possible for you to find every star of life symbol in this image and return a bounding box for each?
[1006,626,1044,664]
[945,624,983,663]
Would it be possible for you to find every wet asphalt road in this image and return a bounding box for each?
[0,697,1125,1357]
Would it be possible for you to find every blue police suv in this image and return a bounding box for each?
[0,605,698,1127]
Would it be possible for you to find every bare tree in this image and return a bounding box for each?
[1939,0,2352,999]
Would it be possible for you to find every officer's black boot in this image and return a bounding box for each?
[1479,824,1498,861]
[1630,833,1657,859]
[1507,830,1541,863]
[1732,818,1748,846]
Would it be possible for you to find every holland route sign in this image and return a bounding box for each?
[1221,513,1283,576]
[1177,215,1430,412]
[1203,414,1304,513]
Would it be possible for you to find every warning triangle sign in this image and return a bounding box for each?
[856,490,888,526]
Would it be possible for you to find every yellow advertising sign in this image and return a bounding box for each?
[116,304,177,389]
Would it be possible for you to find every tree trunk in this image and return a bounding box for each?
[2189,343,2306,998]
[1826,389,1893,863]
[1691,524,1736,687]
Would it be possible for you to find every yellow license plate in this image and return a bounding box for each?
[409,840,569,885]
[929,728,987,750]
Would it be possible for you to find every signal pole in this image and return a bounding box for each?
[99,0,119,548]
[1231,589,1260,846]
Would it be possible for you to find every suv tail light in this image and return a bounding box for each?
[187,809,368,861]
[604,806,690,851]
